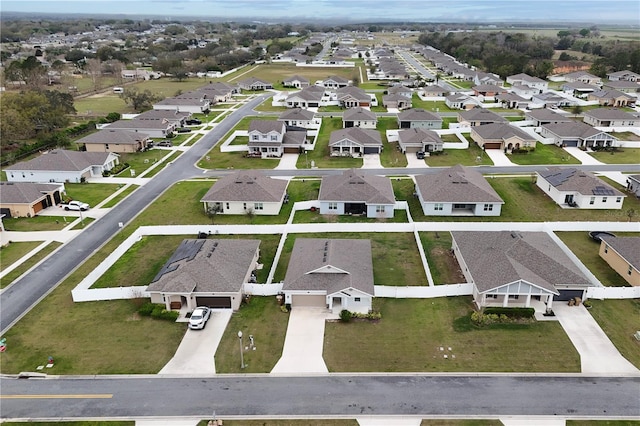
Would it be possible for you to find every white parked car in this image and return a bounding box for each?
[188,306,211,330]
[63,200,90,211]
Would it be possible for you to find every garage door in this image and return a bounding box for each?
[292,294,325,307]
[554,290,584,301]
[483,142,502,149]
[196,296,232,308]
[283,147,299,154]
[364,147,380,154]
[404,146,420,154]
[563,140,579,147]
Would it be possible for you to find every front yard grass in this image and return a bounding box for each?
[379,117,408,167]
[102,185,139,208]
[293,209,408,224]
[0,242,61,289]
[508,143,580,165]
[142,151,182,178]
[324,297,580,372]
[64,182,122,207]
[3,216,69,231]
[198,144,279,170]
[0,241,42,271]
[273,232,427,286]
[216,421,358,426]
[115,150,174,177]
[587,299,640,370]
[214,297,289,374]
[295,117,362,169]
[424,144,494,167]
[556,231,640,287]
[588,148,640,165]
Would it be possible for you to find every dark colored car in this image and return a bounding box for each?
[176,127,192,133]
[156,140,172,147]
[416,151,426,159]
[185,118,202,125]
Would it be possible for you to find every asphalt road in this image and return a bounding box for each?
[398,50,457,92]
[2,375,639,420]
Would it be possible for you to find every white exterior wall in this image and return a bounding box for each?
[153,104,208,114]
[344,120,376,129]
[410,121,443,129]
[204,201,282,215]
[6,169,88,183]
[421,201,454,216]
[583,116,638,127]
[365,204,394,219]
[536,177,625,210]
[319,201,346,215]
[471,203,502,216]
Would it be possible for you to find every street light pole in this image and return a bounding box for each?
[237,330,245,369]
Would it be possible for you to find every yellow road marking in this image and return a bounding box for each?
[1,394,113,399]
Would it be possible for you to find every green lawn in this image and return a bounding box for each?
[0,241,42,271]
[198,144,279,170]
[213,297,289,373]
[74,95,131,116]
[64,182,122,207]
[102,185,139,208]
[557,232,640,287]
[0,242,61,289]
[293,209,408,224]
[324,297,580,372]
[588,299,640,370]
[411,98,454,112]
[210,420,358,426]
[378,117,408,167]
[419,232,465,284]
[115,150,173,177]
[295,117,362,169]
[589,148,640,165]
[11,422,134,426]
[508,143,581,165]
[273,232,427,286]
[424,144,494,167]
[3,216,69,231]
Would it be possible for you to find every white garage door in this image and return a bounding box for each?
[292,294,326,307]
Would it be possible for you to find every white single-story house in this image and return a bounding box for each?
[343,107,377,129]
[329,127,382,156]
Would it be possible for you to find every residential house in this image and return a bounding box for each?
[509,85,539,99]
[471,123,537,151]
[343,107,377,128]
[237,77,273,90]
[420,85,449,97]
[562,81,599,98]
[387,85,413,98]
[602,80,640,94]
[414,165,504,216]
[532,92,574,108]
[103,118,176,139]
[200,170,288,216]
[153,93,211,114]
[321,75,350,89]
[451,231,592,309]
[134,109,190,126]
[195,81,238,101]
[336,86,372,108]
[286,86,326,108]
[472,84,507,98]
[282,75,310,88]
[147,239,260,311]
[75,129,150,153]
[496,93,530,109]
[525,109,574,127]
[247,120,308,157]
[599,236,640,286]
[382,93,412,110]
[318,168,395,218]
[329,127,382,156]
[445,94,480,110]
[583,108,640,127]
[278,108,318,129]
[397,108,442,129]
[0,182,64,218]
[539,122,617,148]
[458,108,507,127]
[506,73,548,92]
[587,90,636,107]
[473,72,503,86]
[281,238,374,313]
[397,128,443,154]
[606,70,640,82]
[563,71,602,86]
[536,167,625,209]
[5,149,119,183]
[626,175,640,197]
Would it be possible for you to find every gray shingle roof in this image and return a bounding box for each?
[583,108,638,120]
[343,107,377,121]
[525,109,573,122]
[134,110,190,121]
[76,129,150,145]
[397,128,443,145]
[329,127,382,148]
[248,120,285,134]
[319,168,395,205]
[283,75,309,83]
[471,123,536,143]
[541,122,606,139]
[459,108,507,123]
[200,170,288,203]
[0,182,61,204]
[452,231,591,293]
[278,108,315,121]
[397,108,441,122]
[337,86,370,102]
[5,150,115,172]
[538,167,624,196]
[287,86,325,102]
[147,239,260,293]
[600,236,640,271]
[282,238,374,295]
[415,165,503,203]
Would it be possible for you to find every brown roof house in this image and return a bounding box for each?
[599,236,640,286]
[470,123,537,151]
[282,238,375,313]
[451,231,592,309]
[319,168,396,218]
[0,182,64,218]
[382,93,412,110]
[5,149,119,183]
[200,170,289,216]
[397,128,443,154]
[76,129,151,153]
[414,165,504,216]
[587,89,635,107]
[147,239,260,311]
[536,167,625,209]
[329,127,382,156]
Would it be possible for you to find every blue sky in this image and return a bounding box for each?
[2,0,639,23]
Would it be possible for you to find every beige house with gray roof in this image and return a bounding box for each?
[536,167,625,209]
[397,128,443,154]
[414,165,503,216]
[582,108,640,127]
[0,182,64,218]
[458,108,507,127]
[471,123,537,151]
[76,129,151,153]
[319,168,395,218]
[282,238,374,313]
[200,170,288,216]
[397,108,442,129]
[599,236,640,286]
[147,239,260,311]
[452,231,592,309]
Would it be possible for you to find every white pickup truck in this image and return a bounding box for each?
[61,200,90,211]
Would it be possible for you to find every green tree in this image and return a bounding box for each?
[120,88,161,112]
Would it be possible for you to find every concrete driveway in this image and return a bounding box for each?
[271,307,330,374]
[276,153,299,169]
[553,304,639,374]
[405,154,429,168]
[362,154,382,169]
[563,147,603,165]
[158,310,231,375]
[484,149,515,166]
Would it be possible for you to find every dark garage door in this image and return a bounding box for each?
[483,142,502,149]
[563,140,579,147]
[554,289,585,301]
[196,296,232,308]
[364,147,380,154]
[0,208,11,218]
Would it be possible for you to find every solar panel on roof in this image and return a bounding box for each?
[592,186,615,196]
[546,169,574,187]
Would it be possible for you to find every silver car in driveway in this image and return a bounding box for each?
[188,306,211,330]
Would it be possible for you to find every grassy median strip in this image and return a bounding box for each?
[0,241,42,272]
[1,242,62,290]
[102,185,139,208]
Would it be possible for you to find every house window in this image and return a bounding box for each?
[254,203,264,210]
[590,197,595,205]
[508,295,519,299]
[434,203,444,211]
[487,294,498,299]
[226,203,230,209]
[243,203,247,210]
[376,205,385,213]
[604,245,608,254]
[105,144,109,150]
[483,204,493,211]
[629,265,633,276]
[602,197,607,202]
[269,147,279,152]
[252,135,259,140]
[616,197,622,203]
[328,202,338,210]
[354,297,361,302]
[271,135,278,141]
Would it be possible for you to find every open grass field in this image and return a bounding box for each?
[508,143,581,165]
[588,299,640,370]
[556,231,640,287]
[295,117,363,169]
[378,117,408,167]
[419,232,465,285]
[324,297,580,372]
[424,144,494,167]
[272,232,427,286]
[74,95,131,116]
[0,242,62,289]
[64,182,122,207]
[11,422,134,426]
[589,148,640,165]
[224,63,361,87]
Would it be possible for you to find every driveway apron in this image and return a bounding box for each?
[484,149,515,166]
